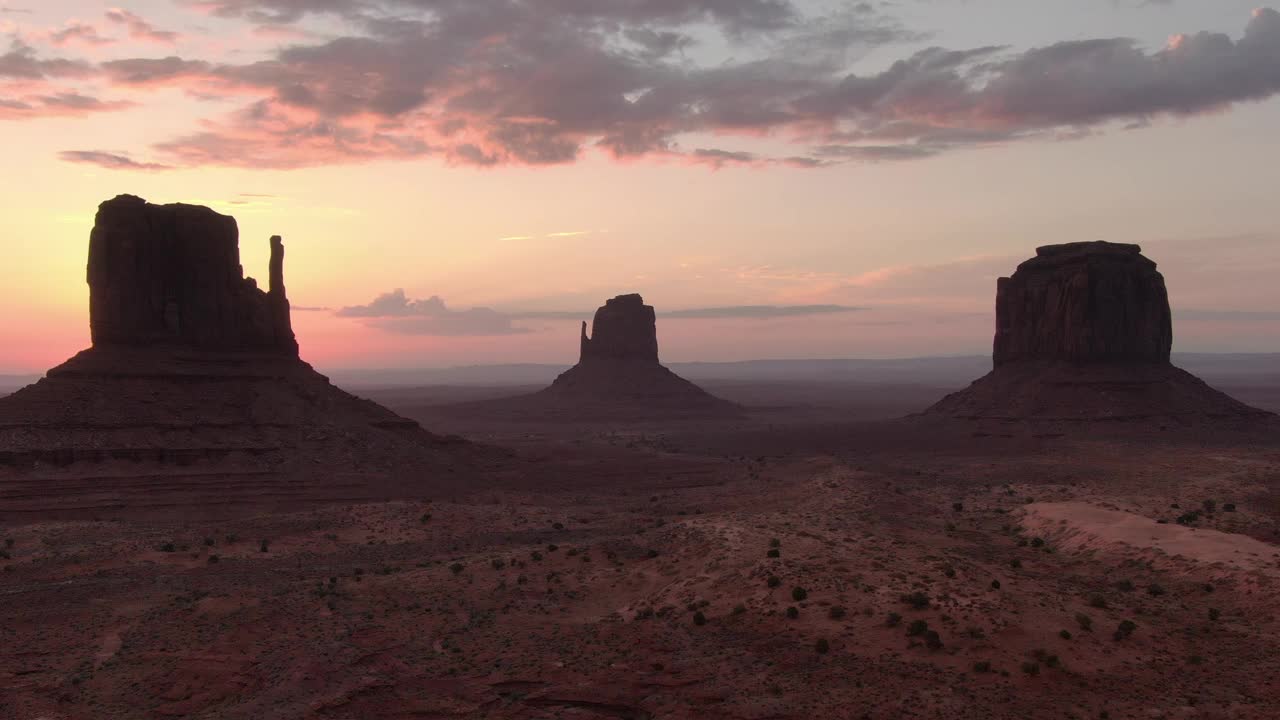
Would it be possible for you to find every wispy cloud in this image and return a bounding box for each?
[58,149,172,171]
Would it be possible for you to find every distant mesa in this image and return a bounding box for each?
[453,293,740,420]
[0,195,475,519]
[928,241,1271,423]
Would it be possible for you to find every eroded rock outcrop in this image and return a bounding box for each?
[522,294,740,418]
[927,242,1268,423]
[88,194,297,355]
[994,242,1172,367]
[579,294,660,365]
[0,196,476,518]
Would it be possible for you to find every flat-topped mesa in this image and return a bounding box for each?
[993,241,1172,367]
[87,194,298,355]
[579,293,660,365]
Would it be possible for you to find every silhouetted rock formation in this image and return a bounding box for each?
[0,196,477,519]
[994,242,1172,366]
[579,294,660,365]
[88,194,297,355]
[928,242,1269,424]
[457,294,738,420]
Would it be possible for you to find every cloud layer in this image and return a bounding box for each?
[3,3,1278,168]
[337,289,866,336]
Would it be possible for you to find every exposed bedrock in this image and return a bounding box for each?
[87,194,298,355]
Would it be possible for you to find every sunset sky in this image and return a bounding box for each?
[2,0,1278,372]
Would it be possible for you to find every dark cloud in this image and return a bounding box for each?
[58,150,173,170]
[0,40,92,79]
[30,5,1280,168]
[336,289,527,336]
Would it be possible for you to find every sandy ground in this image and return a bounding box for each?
[2,382,1280,719]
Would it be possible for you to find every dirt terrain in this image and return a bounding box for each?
[2,378,1279,720]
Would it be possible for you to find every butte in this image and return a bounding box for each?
[0,195,477,519]
[479,294,740,420]
[926,241,1272,424]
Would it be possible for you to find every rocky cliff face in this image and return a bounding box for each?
[993,241,1171,367]
[926,241,1268,423]
[87,194,297,355]
[579,294,660,365]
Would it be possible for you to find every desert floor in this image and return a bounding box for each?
[3,380,1280,719]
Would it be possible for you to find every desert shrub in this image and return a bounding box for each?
[492,558,506,570]
[906,619,929,637]
[973,661,992,673]
[886,612,903,627]
[1203,499,1217,513]
[547,544,559,552]
[769,538,781,548]
[259,539,270,553]
[449,562,464,575]
[566,548,579,557]
[1089,595,1108,609]
[924,630,943,650]
[1113,620,1137,640]
[1147,584,1166,597]
[1208,608,1221,621]
[3,538,12,548]
[733,604,747,615]
[1115,579,1134,592]
[531,551,543,561]
[828,606,847,620]
[1009,559,1022,569]
[1031,537,1045,548]
[1075,613,1093,631]
[1223,503,1236,512]
[901,591,930,610]
[1021,662,1040,676]
[815,638,830,654]
[786,606,799,619]
[207,555,220,564]
[1059,629,1072,640]
[160,542,176,553]
[952,502,964,512]
[1189,655,1204,665]
[767,575,781,588]
[990,579,1001,590]
[792,587,808,602]
[767,549,780,558]
[420,513,432,523]
[646,549,659,559]
[552,522,564,530]
[203,537,215,547]
[1017,539,1029,547]
[943,566,956,578]
[693,611,707,626]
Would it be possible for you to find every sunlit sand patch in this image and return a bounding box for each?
[1020,501,1280,572]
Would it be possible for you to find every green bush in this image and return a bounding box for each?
[1075,613,1093,631]
[450,562,464,575]
[815,638,830,654]
[828,606,847,620]
[1059,630,1072,640]
[767,549,780,558]
[906,619,929,637]
[693,611,707,626]
[791,587,808,602]
[924,630,943,650]
[767,575,781,588]
[786,606,799,619]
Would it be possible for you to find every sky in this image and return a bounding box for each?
[1,0,1278,371]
